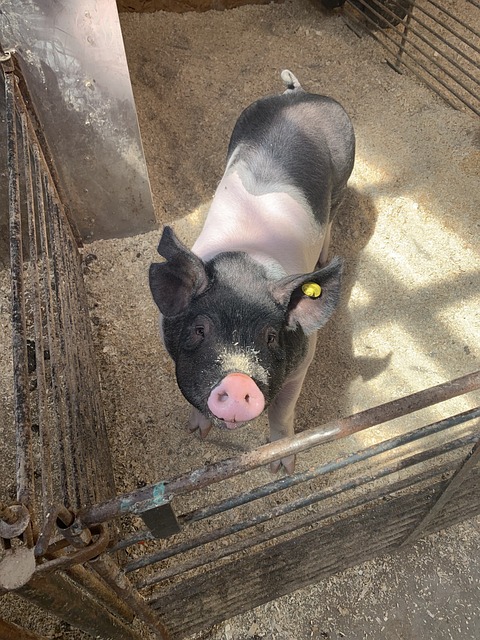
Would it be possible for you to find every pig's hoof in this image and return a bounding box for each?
[270,454,296,474]
[188,408,212,439]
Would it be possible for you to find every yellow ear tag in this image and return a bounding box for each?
[302,282,322,298]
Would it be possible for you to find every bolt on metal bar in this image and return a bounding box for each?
[127,431,479,579]
[138,457,460,590]
[77,370,480,529]
[3,56,35,512]
[401,435,480,546]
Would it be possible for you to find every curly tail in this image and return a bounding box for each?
[281,69,304,94]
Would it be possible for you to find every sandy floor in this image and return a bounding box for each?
[1,0,480,637]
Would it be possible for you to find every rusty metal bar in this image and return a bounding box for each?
[111,405,480,552]
[20,112,54,517]
[372,0,480,86]
[393,0,415,69]
[421,0,480,45]
[140,461,456,590]
[3,54,35,512]
[401,436,480,546]
[126,430,479,578]
[348,0,479,103]
[90,555,171,640]
[18,572,146,640]
[344,0,480,116]
[178,406,480,526]
[77,370,480,529]
[0,617,47,640]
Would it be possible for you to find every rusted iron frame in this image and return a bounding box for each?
[140,460,461,591]
[77,370,480,530]
[359,0,480,79]
[345,2,477,115]
[90,555,172,640]
[179,406,480,525]
[40,173,79,506]
[64,563,136,625]
[44,182,87,507]
[126,429,479,578]
[346,0,478,98]
[9,53,83,248]
[3,54,36,518]
[34,524,109,576]
[0,504,31,540]
[393,2,480,72]
[401,436,480,546]
[32,145,71,506]
[148,479,456,610]
[20,111,55,515]
[147,463,458,602]
[0,617,47,640]
[422,0,480,44]
[111,405,480,552]
[18,571,146,640]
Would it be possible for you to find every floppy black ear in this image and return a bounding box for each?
[271,257,343,335]
[149,226,208,317]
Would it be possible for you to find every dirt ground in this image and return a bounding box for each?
[1,0,480,638]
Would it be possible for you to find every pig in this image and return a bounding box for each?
[149,70,355,473]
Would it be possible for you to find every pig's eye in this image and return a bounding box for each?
[266,330,277,345]
[195,325,205,338]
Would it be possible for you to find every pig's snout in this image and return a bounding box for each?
[208,373,265,429]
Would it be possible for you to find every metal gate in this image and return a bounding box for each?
[342,0,480,117]
[1,43,480,640]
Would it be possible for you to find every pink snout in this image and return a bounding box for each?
[207,373,265,429]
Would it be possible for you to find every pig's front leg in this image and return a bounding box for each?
[268,335,317,473]
[188,406,213,438]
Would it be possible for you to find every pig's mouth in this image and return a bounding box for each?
[211,416,248,430]
[222,419,247,430]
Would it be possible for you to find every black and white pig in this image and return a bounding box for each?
[149,70,355,473]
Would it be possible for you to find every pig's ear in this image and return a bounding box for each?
[149,226,208,317]
[271,257,343,335]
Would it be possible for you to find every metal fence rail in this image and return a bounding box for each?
[344,0,480,117]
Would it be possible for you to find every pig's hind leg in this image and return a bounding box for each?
[268,335,317,473]
[188,406,213,439]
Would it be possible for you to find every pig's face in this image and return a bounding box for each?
[149,227,342,429]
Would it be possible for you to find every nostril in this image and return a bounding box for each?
[245,394,250,402]
[218,391,229,403]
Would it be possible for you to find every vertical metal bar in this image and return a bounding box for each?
[32,146,68,506]
[20,112,54,515]
[90,555,172,640]
[65,564,135,624]
[401,435,480,547]
[18,572,147,640]
[4,56,35,511]
[393,0,416,70]
[0,617,47,640]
